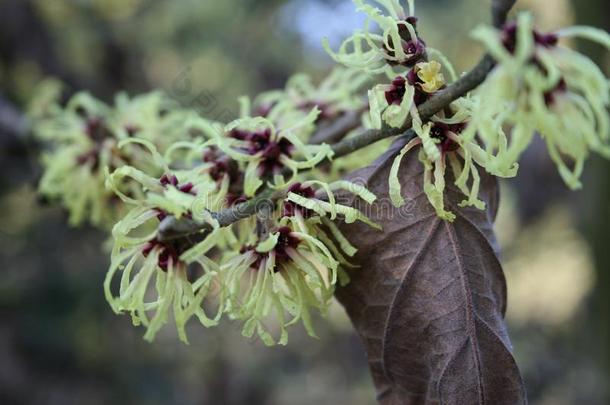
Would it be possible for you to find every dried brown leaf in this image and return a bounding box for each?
[336,139,526,405]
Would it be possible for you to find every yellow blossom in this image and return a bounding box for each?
[416,61,445,93]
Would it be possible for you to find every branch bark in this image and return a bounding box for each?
[0,95,28,141]
[492,0,517,28]
[309,109,363,145]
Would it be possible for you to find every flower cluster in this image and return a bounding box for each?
[324,0,422,74]
[222,180,378,344]
[324,0,481,218]
[242,67,371,128]
[103,139,234,341]
[95,94,379,343]
[104,135,378,343]
[327,2,609,219]
[31,90,200,227]
[104,204,223,343]
[465,13,610,189]
[216,112,334,196]
[390,101,486,220]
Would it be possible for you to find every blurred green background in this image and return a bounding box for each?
[0,0,608,404]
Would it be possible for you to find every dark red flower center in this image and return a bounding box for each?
[125,124,140,136]
[159,173,179,187]
[142,238,184,271]
[543,78,567,106]
[159,173,196,195]
[383,17,426,67]
[83,117,113,142]
[385,76,407,105]
[226,193,248,206]
[384,38,427,67]
[242,226,301,272]
[283,182,316,218]
[274,226,301,262]
[405,68,434,105]
[254,103,276,118]
[155,174,197,220]
[203,146,241,184]
[231,128,294,175]
[501,22,558,54]
[74,115,115,170]
[430,123,460,153]
[76,148,101,170]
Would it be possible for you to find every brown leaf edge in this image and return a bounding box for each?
[334,138,527,405]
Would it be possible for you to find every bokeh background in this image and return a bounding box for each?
[0,0,608,404]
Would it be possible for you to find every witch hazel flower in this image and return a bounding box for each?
[323,0,425,74]
[282,180,380,278]
[38,138,120,227]
[390,106,490,221]
[284,180,380,230]
[109,92,186,144]
[368,75,414,129]
[220,178,379,345]
[104,205,224,343]
[221,225,317,346]
[467,13,610,189]
[199,145,248,207]
[162,135,245,212]
[103,139,237,342]
[216,111,333,196]
[222,222,342,346]
[368,60,446,129]
[36,93,128,227]
[240,68,370,132]
[280,179,380,268]
[106,138,245,267]
[34,90,213,228]
[284,68,371,124]
[33,92,111,143]
[107,138,235,228]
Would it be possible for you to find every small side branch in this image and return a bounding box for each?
[492,0,517,28]
[309,109,363,145]
[158,188,279,240]
[0,96,28,142]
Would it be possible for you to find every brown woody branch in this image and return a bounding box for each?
[309,109,364,145]
[0,95,28,142]
[492,0,517,28]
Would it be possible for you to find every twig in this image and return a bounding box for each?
[309,109,363,145]
[0,96,28,141]
[158,188,279,240]
[492,0,517,28]
[255,198,276,239]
